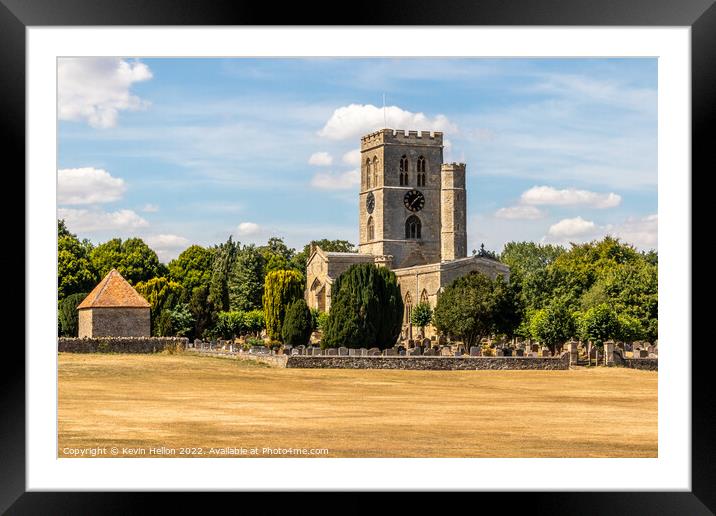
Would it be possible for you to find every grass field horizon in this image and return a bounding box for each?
[58,353,657,458]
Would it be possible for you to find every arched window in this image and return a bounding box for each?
[367,216,374,241]
[404,291,413,324]
[373,156,379,187]
[417,156,426,186]
[399,155,408,186]
[420,289,429,304]
[405,215,422,239]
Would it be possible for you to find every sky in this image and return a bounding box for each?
[57,57,657,262]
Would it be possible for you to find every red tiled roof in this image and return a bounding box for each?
[76,269,151,309]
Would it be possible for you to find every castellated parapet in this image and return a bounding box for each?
[361,128,444,151]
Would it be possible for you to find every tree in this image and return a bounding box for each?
[374,267,404,347]
[492,276,525,339]
[228,244,266,311]
[411,302,433,336]
[168,245,214,298]
[135,277,184,336]
[281,299,313,347]
[207,237,238,313]
[58,227,98,300]
[214,311,246,339]
[189,284,215,339]
[322,264,403,349]
[90,237,162,285]
[168,303,195,337]
[528,298,576,354]
[433,272,500,348]
[500,241,565,312]
[262,269,304,341]
[577,303,620,347]
[168,245,215,338]
[243,309,265,337]
[616,313,646,344]
[58,292,87,336]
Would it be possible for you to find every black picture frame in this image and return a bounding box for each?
[5,0,712,512]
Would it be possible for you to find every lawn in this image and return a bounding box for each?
[58,352,657,458]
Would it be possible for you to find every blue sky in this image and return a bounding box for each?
[58,57,657,262]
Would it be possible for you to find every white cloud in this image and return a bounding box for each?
[342,149,361,166]
[548,217,596,237]
[308,152,333,166]
[606,214,658,250]
[236,222,261,236]
[494,205,544,220]
[318,104,457,140]
[521,186,621,209]
[57,167,126,205]
[144,234,190,262]
[310,169,360,190]
[141,203,159,212]
[58,57,153,128]
[58,208,148,233]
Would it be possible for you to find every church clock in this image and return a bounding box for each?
[403,189,425,212]
[366,192,375,214]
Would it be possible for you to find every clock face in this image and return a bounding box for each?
[366,192,375,214]
[403,189,425,212]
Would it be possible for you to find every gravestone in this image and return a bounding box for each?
[368,347,381,356]
[469,346,480,357]
[349,348,359,356]
[311,347,322,356]
[495,348,504,357]
[359,348,368,356]
[567,340,579,365]
[440,346,452,356]
[338,347,349,356]
[604,340,615,365]
[326,348,337,356]
[291,348,300,355]
[408,347,421,356]
[515,349,524,357]
[541,349,551,357]
[385,348,397,356]
[423,348,435,356]
[531,343,539,353]
[638,349,649,358]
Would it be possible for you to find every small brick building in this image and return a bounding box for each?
[77,269,151,338]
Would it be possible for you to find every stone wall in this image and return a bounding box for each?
[613,349,658,371]
[58,337,188,353]
[285,353,570,370]
[79,307,151,338]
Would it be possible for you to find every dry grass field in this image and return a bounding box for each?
[58,353,657,458]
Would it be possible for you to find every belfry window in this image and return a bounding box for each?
[366,158,372,188]
[405,215,422,239]
[417,156,426,186]
[373,157,379,187]
[367,216,375,241]
[399,155,409,186]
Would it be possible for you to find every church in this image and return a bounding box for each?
[305,128,509,338]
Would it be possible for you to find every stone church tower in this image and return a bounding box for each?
[358,129,466,268]
[306,128,509,333]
